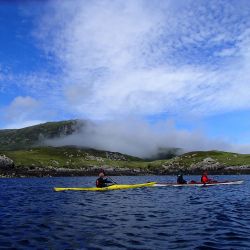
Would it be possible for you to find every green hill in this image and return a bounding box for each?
[1,120,250,176]
[1,147,250,177]
[1,146,142,169]
[0,120,82,150]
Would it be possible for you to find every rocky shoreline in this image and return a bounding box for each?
[1,166,250,178]
[1,155,250,178]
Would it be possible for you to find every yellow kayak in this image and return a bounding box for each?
[54,182,156,192]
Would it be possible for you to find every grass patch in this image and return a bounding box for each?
[1,147,250,171]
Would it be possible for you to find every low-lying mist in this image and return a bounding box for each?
[45,119,249,158]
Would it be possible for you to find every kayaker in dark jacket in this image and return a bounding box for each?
[96,172,113,188]
[177,174,187,184]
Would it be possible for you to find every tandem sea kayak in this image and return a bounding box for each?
[154,180,243,187]
[54,182,156,192]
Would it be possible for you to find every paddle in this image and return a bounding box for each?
[107,176,117,184]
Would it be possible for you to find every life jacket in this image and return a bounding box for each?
[201,175,209,183]
[96,178,104,188]
[96,179,100,187]
[96,177,107,188]
[177,175,186,184]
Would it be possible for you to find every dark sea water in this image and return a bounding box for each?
[0,175,249,250]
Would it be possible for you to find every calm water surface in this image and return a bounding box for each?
[0,175,250,249]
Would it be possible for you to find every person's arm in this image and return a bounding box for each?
[207,176,213,182]
[104,178,114,184]
[208,177,216,183]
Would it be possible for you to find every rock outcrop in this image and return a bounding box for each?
[106,152,127,161]
[189,157,224,171]
[0,155,14,169]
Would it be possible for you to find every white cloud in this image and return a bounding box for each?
[2,96,47,129]
[30,0,250,119]
[2,0,250,152]
[5,96,39,118]
[46,119,250,157]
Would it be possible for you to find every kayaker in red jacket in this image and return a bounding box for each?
[201,171,211,184]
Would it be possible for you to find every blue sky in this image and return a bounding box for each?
[1,0,250,153]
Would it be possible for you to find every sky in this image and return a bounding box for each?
[1,0,250,154]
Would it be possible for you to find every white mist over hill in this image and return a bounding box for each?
[45,119,248,158]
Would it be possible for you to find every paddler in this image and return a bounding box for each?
[201,171,212,184]
[96,170,114,188]
[177,173,187,184]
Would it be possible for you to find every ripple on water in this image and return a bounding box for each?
[0,176,249,249]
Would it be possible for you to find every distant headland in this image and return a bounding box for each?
[1,120,250,177]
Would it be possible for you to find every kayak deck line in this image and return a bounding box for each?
[54,180,244,191]
[54,182,156,192]
[154,180,244,187]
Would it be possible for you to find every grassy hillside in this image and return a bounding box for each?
[1,146,146,170]
[1,120,250,175]
[0,120,82,150]
[1,147,250,174]
[0,120,180,160]
[145,150,250,173]
[175,150,250,167]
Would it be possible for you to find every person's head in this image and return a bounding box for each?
[203,171,208,175]
[99,168,106,175]
[99,172,105,178]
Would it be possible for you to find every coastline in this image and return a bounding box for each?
[1,150,250,178]
[1,167,249,178]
